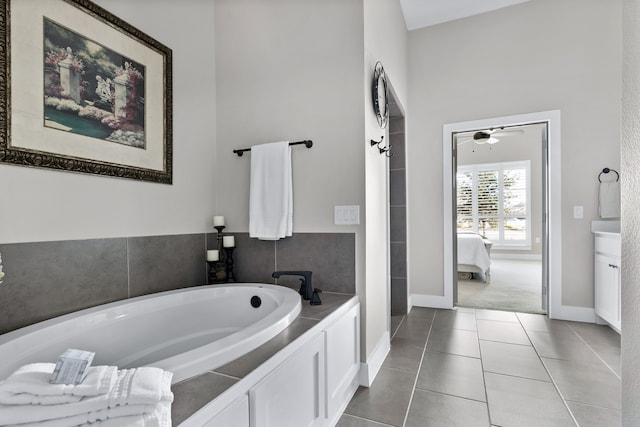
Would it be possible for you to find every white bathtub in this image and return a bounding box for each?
[0,284,301,383]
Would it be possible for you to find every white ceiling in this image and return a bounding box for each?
[399,0,531,31]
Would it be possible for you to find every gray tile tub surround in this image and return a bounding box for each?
[0,238,129,334]
[213,232,356,294]
[128,233,207,297]
[0,233,210,335]
[207,233,276,284]
[276,233,356,294]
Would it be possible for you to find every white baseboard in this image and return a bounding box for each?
[491,253,542,261]
[358,331,390,387]
[410,293,452,309]
[549,304,597,323]
[409,293,597,325]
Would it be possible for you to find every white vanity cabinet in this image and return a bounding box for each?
[594,234,621,332]
[324,303,360,424]
[203,395,249,427]
[251,333,326,427]
[185,298,361,427]
[250,302,360,427]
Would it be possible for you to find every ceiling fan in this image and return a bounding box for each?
[456,127,524,145]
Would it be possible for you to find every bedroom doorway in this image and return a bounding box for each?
[451,120,550,314]
[443,111,561,318]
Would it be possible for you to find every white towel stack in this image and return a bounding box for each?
[249,141,293,240]
[0,363,173,427]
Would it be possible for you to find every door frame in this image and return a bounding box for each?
[442,110,561,318]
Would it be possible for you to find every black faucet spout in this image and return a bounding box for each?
[271,270,321,305]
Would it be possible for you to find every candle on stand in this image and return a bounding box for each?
[223,236,235,248]
[206,250,219,261]
[213,216,225,227]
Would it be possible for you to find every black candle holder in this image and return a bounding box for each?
[206,261,217,284]
[214,226,225,254]
[224,247,236,282]
[207,260,227,284]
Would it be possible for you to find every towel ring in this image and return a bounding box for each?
[598,168,619,183]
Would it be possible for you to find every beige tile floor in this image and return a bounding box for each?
[338,307,621,427]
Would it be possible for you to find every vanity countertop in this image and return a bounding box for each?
[591,220,620,237]
[593,231,620,238]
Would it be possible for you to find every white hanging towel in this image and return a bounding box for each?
[249,141,293,240]
[599,181,620,218]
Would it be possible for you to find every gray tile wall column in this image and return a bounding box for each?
[390,116,408,315]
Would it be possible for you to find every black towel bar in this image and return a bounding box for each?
[598,168,619,183]
[233,140,313,157]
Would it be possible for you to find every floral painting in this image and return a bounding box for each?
[43,18,146,149]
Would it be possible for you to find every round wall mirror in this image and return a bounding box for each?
[372,61,388,128]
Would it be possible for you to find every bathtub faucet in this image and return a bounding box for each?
[271,271,322,305]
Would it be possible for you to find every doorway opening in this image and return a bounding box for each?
[454,123,546,314]
[387,84,408,329]
[442,111,562,319]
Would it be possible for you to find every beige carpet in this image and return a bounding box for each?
[457,259,545,314]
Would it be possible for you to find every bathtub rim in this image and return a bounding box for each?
[0,284,302,383]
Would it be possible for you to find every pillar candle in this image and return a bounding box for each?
[206,250,219,261]
[213,216,225,227]
[223,236,235,248]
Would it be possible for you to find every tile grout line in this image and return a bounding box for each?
[400,309,437,427]
[564,322,621,380]
[340,413,395,427]
[516,315,580,427]
[391,315,406,340]
[476,309,493,426]
[126,237,130,298]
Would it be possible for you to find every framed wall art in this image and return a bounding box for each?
[0,0,173,183]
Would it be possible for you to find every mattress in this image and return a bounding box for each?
[457,233,491,273]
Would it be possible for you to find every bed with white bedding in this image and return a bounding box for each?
[457,233,492,282]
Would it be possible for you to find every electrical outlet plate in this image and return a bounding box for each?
[334,205,360,225]
[573,206,584,219]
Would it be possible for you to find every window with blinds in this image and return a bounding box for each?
[456,161,531,249]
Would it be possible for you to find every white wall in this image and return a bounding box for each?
[0,0,217,244]
[621,0,640,424]
[214,0,365,234]
[407,0,621,308]
[363,0,408,361]
[215,0,408,368]
[213,0,369,350]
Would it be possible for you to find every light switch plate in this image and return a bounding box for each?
[334,205,360,225]
[573,206,584,219]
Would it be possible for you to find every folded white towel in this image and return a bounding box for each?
[0,367,173,425]
[0,364,117,405]
[5,402,168,427]
[599,181,620,218]
[108,367,173,407]
[249,141,293,240]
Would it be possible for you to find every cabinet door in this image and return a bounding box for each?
[595,253,619,325]
[616,265,622,329]
[250,334,326,427]
[325,304,360,422]
[204,394,249,427]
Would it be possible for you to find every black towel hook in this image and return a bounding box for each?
[370,136,392,156]
[598,167,619,183]
[370,136,384,147]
